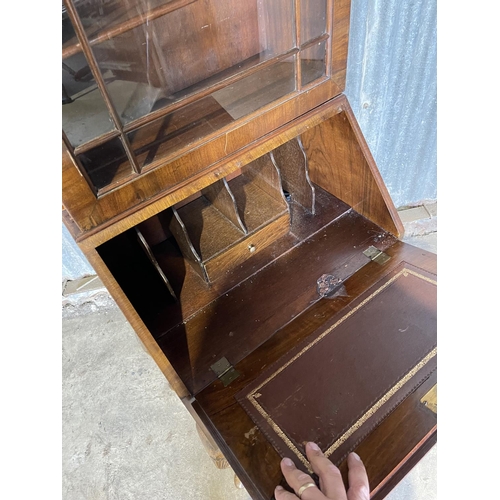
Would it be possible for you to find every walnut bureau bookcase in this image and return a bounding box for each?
[62,1,437,498]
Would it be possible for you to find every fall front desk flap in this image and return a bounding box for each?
[236,262,437,473]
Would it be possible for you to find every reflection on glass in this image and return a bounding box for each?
[70,0,166,42]
[129,56,296,169]
[301,41,327,87]
[300,0,327,44]
[213,55,296,120]
[62,15,115,147]
[76,137,133,190]
[73,0,294,124]
[62,0,320,191]
[128,95,234,168]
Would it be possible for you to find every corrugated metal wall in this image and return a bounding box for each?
[345,0,437,208]
[62,0,437,280]
[62,223,95,280]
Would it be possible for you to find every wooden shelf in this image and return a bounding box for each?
[168,152,290,283]
[157,205,396,394]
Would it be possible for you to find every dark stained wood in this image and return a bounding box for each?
[211,61,296,121]
[82,243,190,399]
[195,240,435,411]
[155,209,395,394]
[205,213,289,283]
[229,154,289,232]
[294,0,303,90]
[258,0,296,57]
[301,33,330,50]
[73,130,121,156]
[137,210,173,247]
[302,102,403,237]
[66,53,287,164]
[64,84,343,237]
[142,0,261,94]
[76,136,136,191]
[193,240,436,499]
[77,0,261,97]
[271,137,316,213]
[169,159,291,283]
[370,429,437,500]
[145,185,350,333]
[63,0,351,235]
[136,228,177,300]
[202,178,246,234]
[169,206,208,281]
[175,195,245,261]
[347,373,437,499]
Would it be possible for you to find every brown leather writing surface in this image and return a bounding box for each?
[236,262,437,473]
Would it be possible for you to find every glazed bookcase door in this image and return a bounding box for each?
[62,0,351,233]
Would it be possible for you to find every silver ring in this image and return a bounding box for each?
[297,482,317,499]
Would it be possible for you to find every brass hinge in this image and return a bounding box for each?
[210,357,240,387]
[363,246,391,265]
[420,384,437,414]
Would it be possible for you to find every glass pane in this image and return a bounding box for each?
[62,14,115,147]
[70,0,294,124]
[301,41,327,87]
[71,0,166,38]
[129,56,296,168]
[300,0,327,44]
[213,56,296,120]
[76,137,133,190]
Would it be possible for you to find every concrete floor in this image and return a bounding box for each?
[62,210,437,500]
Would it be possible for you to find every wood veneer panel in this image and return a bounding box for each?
[271,137,315,213]
[301,101,403,237]
[330,0,351,89]
[194,240,436,499]
[176,196,245,261]
[63,79,341,237]
[228,156,288,233]
[204,214,290,283]
[202,179,246,233]
[171,157,290,283]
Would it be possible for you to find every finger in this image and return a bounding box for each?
[274,485,301,500]
[280,458,324,500]
[346,452,370,500]
[305,442,347,500]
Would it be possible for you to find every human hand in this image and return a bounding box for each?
[274,442,369,500]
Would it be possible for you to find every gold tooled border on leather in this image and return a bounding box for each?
[245,267,437,472]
